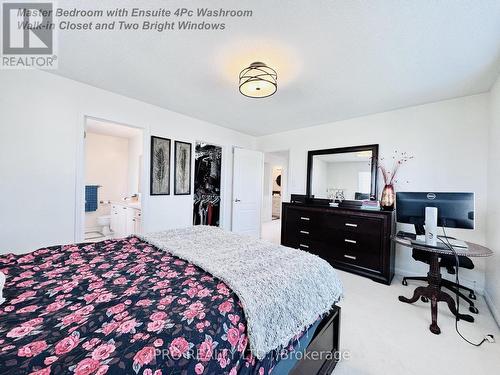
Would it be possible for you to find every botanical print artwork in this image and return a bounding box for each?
[193,143,222,226]
[150,136,171,195]
[174,141,192,195]
[0,237,307,374]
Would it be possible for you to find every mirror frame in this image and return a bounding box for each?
[306,144,379,200]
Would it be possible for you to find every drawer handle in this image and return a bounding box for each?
[345,239,357,244]
[344,254,357,260]
[300,217,310,221]
[345,223,358,227]
[299,244,309,249]
[300,230,310,235]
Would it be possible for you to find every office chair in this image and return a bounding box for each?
[402,249,478,314]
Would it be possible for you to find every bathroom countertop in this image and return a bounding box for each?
[111,201,141,210]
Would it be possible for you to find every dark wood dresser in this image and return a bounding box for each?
[281,202,395,284]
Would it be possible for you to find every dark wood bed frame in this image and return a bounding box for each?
[290,306,341,374]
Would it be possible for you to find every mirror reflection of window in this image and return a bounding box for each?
[311,151,372,200]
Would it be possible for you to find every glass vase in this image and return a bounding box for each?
[380,184,395,211]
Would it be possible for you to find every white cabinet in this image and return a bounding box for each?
[110,205,121,235]
[110,203,142,238]
[133,210,142,234]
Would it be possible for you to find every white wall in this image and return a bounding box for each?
[326,161,370,200]
[311,159,328,198]
[127,132,143,195]
[257,94,490,291]
[0,69,255,254]
[85,132,130,230]
[486,73,500,324]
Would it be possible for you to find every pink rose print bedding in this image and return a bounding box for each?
[0,237,307,374]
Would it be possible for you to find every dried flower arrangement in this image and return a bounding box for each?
[378,151,414,185]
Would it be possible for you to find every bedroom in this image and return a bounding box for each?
[0,1,499,374]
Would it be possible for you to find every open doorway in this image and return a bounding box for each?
[82,118,144,242]
[261,150,289,244]
[271,166,283,220]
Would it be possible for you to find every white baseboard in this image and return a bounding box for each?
[394,266,484,295]
[484,289,500,328]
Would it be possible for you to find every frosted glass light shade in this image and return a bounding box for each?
[239,62,277,98]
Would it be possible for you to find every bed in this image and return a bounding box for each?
[0,226,342,374]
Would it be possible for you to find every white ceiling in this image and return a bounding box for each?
[52,1,500,136]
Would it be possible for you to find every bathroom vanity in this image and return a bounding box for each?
[110,202,142,238]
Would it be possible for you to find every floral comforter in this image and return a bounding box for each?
[0,237,303,375]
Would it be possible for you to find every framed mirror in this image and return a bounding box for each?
[306,144,378,201]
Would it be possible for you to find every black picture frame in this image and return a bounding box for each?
[174,141,192,195]
[150,136,171,195]
[306,144,379,199]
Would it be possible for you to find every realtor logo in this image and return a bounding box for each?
[2,2,57,68]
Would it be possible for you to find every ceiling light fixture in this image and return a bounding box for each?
[239,62,277,98]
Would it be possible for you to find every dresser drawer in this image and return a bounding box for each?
[324,214,383,236]
[323,230,382,269]
[328,239,381,271]
[292,226,325,241]
[298,240,325,258]
[330,230,382,250]
[285,236,325,258]
[332,249,380,271]
[286,208,321,227]
[284,208,325,241]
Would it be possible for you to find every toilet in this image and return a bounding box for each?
[97,215,112,236]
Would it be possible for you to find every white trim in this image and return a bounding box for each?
[140,127,151,232]
[74,111,86,243]
[484,288,500,328]
[75,116,148,242]
[260,150,290,237]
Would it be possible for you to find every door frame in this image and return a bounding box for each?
[74,115,149,242]
[261,149,290,230]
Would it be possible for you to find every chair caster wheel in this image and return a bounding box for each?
[421,296,429,303]
[469,306,479,314]
[469,293,476,300]
[402,279,408,286]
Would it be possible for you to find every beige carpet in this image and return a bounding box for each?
[333,270,500,375]
[260,220,500,374]
[262,219,282,244]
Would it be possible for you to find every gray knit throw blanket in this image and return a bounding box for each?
[139,226,343,360]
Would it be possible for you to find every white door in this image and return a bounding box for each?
[232,148,264,237]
